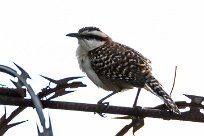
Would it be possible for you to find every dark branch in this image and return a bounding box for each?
[0,95,204,123]
[0,87,26,98]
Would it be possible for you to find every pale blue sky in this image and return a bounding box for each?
[0,0,204,135]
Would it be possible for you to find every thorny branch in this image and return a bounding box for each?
[1,64,204,135]
[0,63,46,132]
[1,85,204,135]
[0,93,204,123]
[0,63,86,135]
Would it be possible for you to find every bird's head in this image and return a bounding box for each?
[66,27,112,51]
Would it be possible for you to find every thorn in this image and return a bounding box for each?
[0,106,6,122]
[0,84,6,87]
[10,79,23,88]
[40,75,57,83]
[183,94,204,104]
[40,75,84,84]
[13,62,31,79]
[36,114,53,136]
[37,123,41,135]
[7,120,28,128]
[48,114,53,133]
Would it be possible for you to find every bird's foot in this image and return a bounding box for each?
[94,101,110,117]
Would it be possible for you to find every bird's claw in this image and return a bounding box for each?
[94,101,110,117]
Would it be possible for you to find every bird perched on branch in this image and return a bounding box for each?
[66,26,180,114]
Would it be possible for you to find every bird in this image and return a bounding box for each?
[66,26,180,114]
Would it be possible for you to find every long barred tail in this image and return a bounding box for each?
[145,75,180,114]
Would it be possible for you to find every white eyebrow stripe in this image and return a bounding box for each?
[82,30,107,38]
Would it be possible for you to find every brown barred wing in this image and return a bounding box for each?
[88,42,152,88]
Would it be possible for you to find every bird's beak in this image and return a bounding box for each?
[66,33,80,38]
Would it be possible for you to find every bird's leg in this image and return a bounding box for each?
[133,88,141,107]
[96,92,117,117]
[97,91,117,105]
